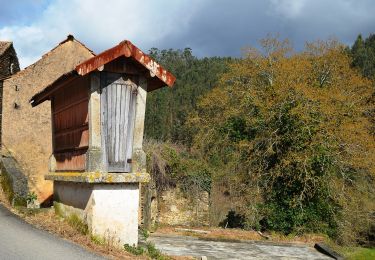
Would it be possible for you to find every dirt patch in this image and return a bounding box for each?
[154,226,327,246]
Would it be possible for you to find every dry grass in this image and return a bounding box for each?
[155,226,327,246]
[20,209,140,259]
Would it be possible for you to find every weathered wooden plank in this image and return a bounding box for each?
[53,101,88,131]
[53,97,89,115]
[115,83,121,162]
[100,72,108,170]
[107,81,113,163]
[119,84,126,163]
[125,84,136,172]
[101,72,137,172]
[111,83,117,164]
[53,77,89,111]
[55,150,86,171]
[52,75,89,166]
[123,84,131,170]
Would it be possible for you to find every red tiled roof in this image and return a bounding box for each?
[76,40,175,87]
[30,39,176,107]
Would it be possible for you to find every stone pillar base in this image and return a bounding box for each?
[54,181,139,247]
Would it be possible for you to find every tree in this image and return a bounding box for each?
[190,37,375,243]
[145,48,232,143]
[351,34,375,79]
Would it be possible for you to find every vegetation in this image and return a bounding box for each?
[123,242,169,260]
[341,247,375,260]
[190,37,375,244]
[145,35,375,247]
[145,139,211,196]
[145,48,232,143]
[26,192,37,205]
[124,244,145,255]
[145,242,169,260]
[0,167,14,203]
[90,234,106,246]
[0,164,26,207]
[350,34,375,80]
[67,214,89,235]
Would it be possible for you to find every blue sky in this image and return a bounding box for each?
[0,0,374,68]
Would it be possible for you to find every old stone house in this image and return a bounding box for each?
[0,41,20,141]
[0,41,20,79]
[1,36,94,203]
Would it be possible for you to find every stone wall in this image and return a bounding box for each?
[158,188,209,226]
[142,185,209,228]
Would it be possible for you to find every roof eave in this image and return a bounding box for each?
[30,71,78,107]
[75,40,176,90]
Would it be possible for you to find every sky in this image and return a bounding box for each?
[0,0,374,68]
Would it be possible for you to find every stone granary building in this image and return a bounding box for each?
[30,40,175,245]
[1,36,175,245]
[1,36,94,203]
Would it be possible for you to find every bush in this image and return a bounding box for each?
[124,244,145,255]
[189,37,375,243]
[67,214,88,235]
[144,139,212,197]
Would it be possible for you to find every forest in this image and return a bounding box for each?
[144,34,375,246]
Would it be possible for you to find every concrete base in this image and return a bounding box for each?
[54,181,139,247]
[46,171,149,183]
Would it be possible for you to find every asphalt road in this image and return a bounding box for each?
[0,204,105,260]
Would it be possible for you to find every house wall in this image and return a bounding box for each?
[1,39,94,202]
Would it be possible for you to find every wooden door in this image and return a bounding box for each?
[101,73,137,172]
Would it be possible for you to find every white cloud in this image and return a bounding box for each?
[0,25,45,67]
[0,0,203,68]
[1,0,375,65]
[269,0,308,18]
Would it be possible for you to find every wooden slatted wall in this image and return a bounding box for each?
[102,72,136,172]
[52,76,89,171]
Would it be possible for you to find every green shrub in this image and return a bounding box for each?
[145,140,212,197]
[123,242,169,259]
[26,192,37,204]
[67,214,88,235]
[91,235,106,245]
[140,228,149,240]
[124,244,145,255]
[146,242,169,260]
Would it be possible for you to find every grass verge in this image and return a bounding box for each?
[336,247,375,260]
[124,242,171,260]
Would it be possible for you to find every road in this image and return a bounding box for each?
[149,234,331,259]
[0,204,105,260]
